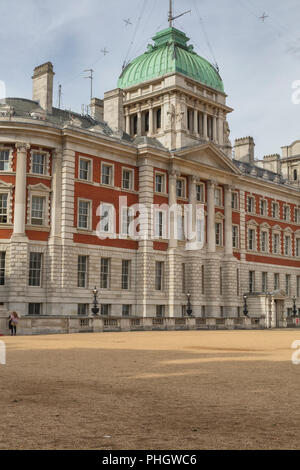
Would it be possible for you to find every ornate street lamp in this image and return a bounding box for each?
[292,296,297,317]
[186,291,193,317]
[243,294,248,317]
[91,286,100,316]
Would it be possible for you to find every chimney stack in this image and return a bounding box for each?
[90,98,104,122]
[32,62,54,114]
[234,137,255,164]
[103,88,124,132]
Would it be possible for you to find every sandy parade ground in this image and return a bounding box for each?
[0,329,300,450]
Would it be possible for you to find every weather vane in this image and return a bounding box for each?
[168,0,191,28]
[259,12,269,22]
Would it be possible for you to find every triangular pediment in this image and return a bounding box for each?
[28,183,51,192]
[0,180,13,189]
[174,142,240,175]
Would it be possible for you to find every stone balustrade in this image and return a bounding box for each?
[0,314,272,336]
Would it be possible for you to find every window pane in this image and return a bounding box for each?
[31,196,45,225]
[0,194,8,223]
[100,258,110,289]
[78,255,88,288]
[79,159,90,180]
[29,253,42,286]
[0,251,5,285]
[32,153,45,175]
[78,200,89,229]
[0,151,9,171]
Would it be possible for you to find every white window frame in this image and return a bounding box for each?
[30,150,50,176]
[196,183,205,203]
[101,162,114,186]
[283,205,290,222]
[272,231,281,255]
[272,202,279,219]
[176,178,186,199]
[231,191,239,210]
[214,187,223,207]
[154,209,166,239]
[248,227,256,251]
[215,221,223,247]
[28,252,43,287]
[260,230,268,253]
[232,225,239,249]
[30,195,46,226]
[77,198,92,231]
[0,147,13,172]
[154,172,166,194]
[295,207,300,224]
[247,196,255,214]
[122,167,134,191]
[260,199,268,216]
[284,234,292,256]
[0,180,13,224]
[78,156,93,182]
[27,183,51,228]
[98,202,115,235]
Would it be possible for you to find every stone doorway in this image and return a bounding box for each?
[275,299,285,327]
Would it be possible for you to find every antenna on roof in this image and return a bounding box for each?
[168,0,191,28]
[83,68,94,101]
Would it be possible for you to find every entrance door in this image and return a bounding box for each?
[275,300,285,327]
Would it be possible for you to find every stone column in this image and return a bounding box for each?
[48,148,63,303]
[203,107,208,141]
[50,148,62,240]
[194,109,198,135]
[149,106,154,136]
[125,110,130,135]
[207,180,216,253]
[13,142,29,237]
[136,158,154,317]
[213,114,218,143]
[168,170,178,249]
[188,175,197,245]
[224,185,233,256]
[218,111,224,146]
[137,106,142,136]
[168,168,179,318]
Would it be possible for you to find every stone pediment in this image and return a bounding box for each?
[175,142,240,175]
[0,180,13,189]
[269,289,286,299]
[28,183,51,192]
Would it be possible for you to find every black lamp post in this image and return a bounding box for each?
[91,286,99,316]
[292,296,297,317]
[243,294,248,317]
[186,291,193,317]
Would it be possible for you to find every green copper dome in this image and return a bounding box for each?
[118,27,224,93]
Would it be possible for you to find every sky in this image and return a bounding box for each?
[0,0,300,159]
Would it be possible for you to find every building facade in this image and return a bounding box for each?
[0,26,300,328]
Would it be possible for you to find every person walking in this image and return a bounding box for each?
[8,312,19,336]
